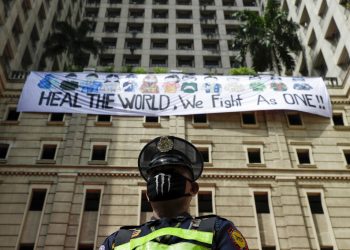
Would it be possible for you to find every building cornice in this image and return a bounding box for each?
[1,165,349,180]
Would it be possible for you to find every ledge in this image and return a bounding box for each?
[242,140,265,145]
[47,121,65,126]
[0,159,8,164]
[0,121,19,125]
[94,121,113,127]
[36,159,56,164]
[90,138,112,142]
[297,164,317,168]
[88,160,108,165]
[192,140,213,144]
[192,123,210,129]
[247,163,267,168]
[289,141,313,146]
[333,125,350,131]
[40,137,64,141]
[241,124,259,129]
[204,162,213,167]
[142,122,161,128]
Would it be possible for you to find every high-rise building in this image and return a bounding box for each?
[0,1,350,250]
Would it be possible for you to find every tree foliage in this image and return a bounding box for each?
[233,0,302,73]
[43,20,101,68]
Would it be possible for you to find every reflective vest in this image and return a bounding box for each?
[114,227,214,250]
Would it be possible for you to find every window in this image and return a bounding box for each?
[202,40,219,51]
[29,190,47,211]
[247,147,262,164]
[262,247,276,250]
[226,25,239,35]
[254,193,270,213]
[332,111,347,126]
[106,8,121,18]
[198,147,209,163]
[127,23,143,33]
[0,143,10,159]
[176,10,192,19]
[224,11,236,20]
[97,115,112,122]
[153,10,168,18]
[177,40,193,50]
[307,194,324,214]
[222,0,236,6]
[176,0,191,4]
[243,0,257,6]
[198,191,213,216]
[241,112,257,127]
[151,39,168,49]
[193,114,207,124]
[286,112,303,127]
[99,54,115,66]
[104,22,119,32]
[200,11,216,21]
[152,24,168,33]
[153,0,168,4]
[78,244,94,250]
[102,38,117,49]
[177,56,194,67]
[124,55,141,66]
[129,9,144,18]
[176,24,193,33]
[4,106,20,121]
[150,56,167,67]
[200,0,214,6]
[19,244,35,250]
[84,190,101,211]
[145,116,159,123]
[91,144,108,161]
[39,144,58,160]
[296,148,312,165]
[125,39,142,49]
[342,149,350,165]
[203,57,221,68]
[49,113,65,122]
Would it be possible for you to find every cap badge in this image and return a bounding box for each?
[157,136,174,152]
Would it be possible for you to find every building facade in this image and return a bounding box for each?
[1,0,350,250]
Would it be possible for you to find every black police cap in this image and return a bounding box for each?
[138,136,204,181]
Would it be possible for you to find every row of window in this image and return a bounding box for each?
[2,106,349,127]
[85,8,250,20]
[86,0,257,6]
[1,136,350,167]
[92,22,239,35]
[18,187,333,250]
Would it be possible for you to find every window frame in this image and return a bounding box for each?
[332,110,348,126]
[244,145,265,166]
[195,144,212,164]
[240,111,259,128]
[194,187,216,217]
[285,111,304,128]
[339,146,350,168]
[293,145,315,166]
[38,141,60,162]
[3,105,21,122]
[89,142,110,162]
[0,142,12,160]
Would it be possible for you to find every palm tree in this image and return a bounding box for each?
[233,0,302,74]
[42,19,101,69]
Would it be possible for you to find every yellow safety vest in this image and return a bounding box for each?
[114,227,214,250]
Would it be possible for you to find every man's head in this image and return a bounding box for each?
[138,136,203,203]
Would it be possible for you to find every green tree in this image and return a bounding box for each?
[42,20,101,68]
[233,0,302,74]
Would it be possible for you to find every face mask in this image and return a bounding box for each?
[146,171,192,202]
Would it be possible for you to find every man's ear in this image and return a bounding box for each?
[190,182,199,196]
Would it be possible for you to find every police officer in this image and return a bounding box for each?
[100,136,249,250]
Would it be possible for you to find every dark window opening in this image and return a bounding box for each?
[308,194,324,214]
[91,145,107,161]
[193,114,207,123]
[198,148,209,163]
[248,149,261,163]
[50,113,64,122]
[19,244,35,250]
[0,143,10,159]
[254,193,270,213]
[343,150,350,165]
[29,190,47,211]
[78,244,94,250]
[41,144,57,160]
[145,116,159,123]
[242,112,256,125]
[332,113,344,126]
[296,149,311,164]
[84,190,101,211]
[287,113,303,126]
[198,192,213,213]
[6,107,20,121]
[97,115,111,122]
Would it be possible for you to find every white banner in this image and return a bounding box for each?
[17,72,332,117]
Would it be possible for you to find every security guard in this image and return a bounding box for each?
[100,136,249,250]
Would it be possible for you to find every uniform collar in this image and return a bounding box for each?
[147,212,192,226]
